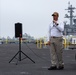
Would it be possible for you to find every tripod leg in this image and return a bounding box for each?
[21,51,35,63]
[16,58,19,65]
[9,51,19,63]
[19,51,21,61]
[16,51,21,65]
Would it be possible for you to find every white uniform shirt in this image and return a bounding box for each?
[49,21,64,40]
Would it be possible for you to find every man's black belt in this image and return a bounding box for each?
[51,36,62,38]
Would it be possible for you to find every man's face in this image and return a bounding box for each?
[53,15,58,21]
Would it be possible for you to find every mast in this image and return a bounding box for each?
[65,2,76,25]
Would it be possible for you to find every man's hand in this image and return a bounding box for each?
[46,41,51,45]
[53,20,59,25]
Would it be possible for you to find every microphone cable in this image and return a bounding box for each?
[25,43,51,63]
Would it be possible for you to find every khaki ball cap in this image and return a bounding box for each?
[52,12,59,17]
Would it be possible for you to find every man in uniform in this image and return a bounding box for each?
[48,12,64,70]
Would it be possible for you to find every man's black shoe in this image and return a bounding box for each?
[57,66,64,70]
[48,66,57,70]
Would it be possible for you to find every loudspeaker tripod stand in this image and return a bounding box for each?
[9,37,35,65]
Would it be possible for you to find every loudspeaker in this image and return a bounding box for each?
[15,23,22,38]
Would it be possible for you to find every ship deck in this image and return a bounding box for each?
[0,43,76,75]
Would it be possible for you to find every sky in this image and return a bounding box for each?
[0,0,76,38]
